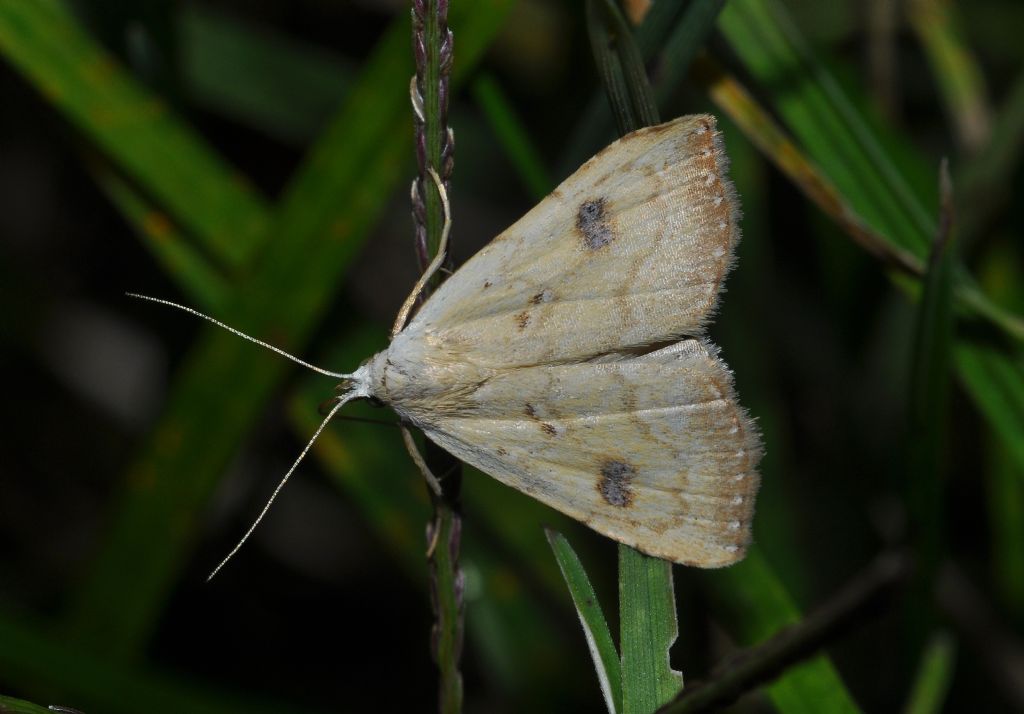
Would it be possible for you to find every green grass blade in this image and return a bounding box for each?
[180,6,351,144]
[0,694,52,714]
[955,342,1024,478]
[585,4,682,710]
[984,436,1024,620]
[95,166,230,310]
[0,0,270,267]
[958,68,1024,244]
[692,56,923,276]
[653,0,726,106]
[547,530,623,714]
[908,0,991,151]
[903,632,956,714]
[904,163,955,645]
[472,73,551,201]
[586,0,659,135]
[619,547,684,713]
[704,548,862,713]
[61,0,513,658]
[719,0,935,255]
[556,0,684,176]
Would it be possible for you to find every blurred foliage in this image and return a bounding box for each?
[1,0,1023,712]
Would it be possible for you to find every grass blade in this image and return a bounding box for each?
[619,547,684,713]
[653,0,726,106]
[958,68,1024,244]
[0,694,53,714]
[95,166,230,310]
[955,342,1024,479]
[704,548,862,713]
[585,4,682,710]
[585,0,658,135]
[908,0,991,151]
[180,6,351,144]
[691,55,923,276]
[547,529,623,714]
[984,436,1024,619]
[720,0,935,256]
[903,162,956,647]
[472,73,551,201]
[903,632,956,714]
[0,0,270,267]
[61,0,514,658]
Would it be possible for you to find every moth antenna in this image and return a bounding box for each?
[207,394,352,581]
[126,293,349,379]
[392,167,452,337]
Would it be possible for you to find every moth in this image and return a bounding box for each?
[136,113,762,578]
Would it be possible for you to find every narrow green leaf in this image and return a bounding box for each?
[584,5,682,711]
[0,694,52,714]
[704,548,862,713]
[585,0,659,135]
[956,342,1024,477]
[0,0,270,267]
[985,436,1024,619]
[95,166,230,310]
[547,529,623,714]
[472,73,551,201]
[908,0,991,151]
[720,0,935,256]
[692,55,923,276]
[958,68,1024,244]
[557,0,685,175]
[903,632,956,714]
[179,6,352,144]
[717,0,1024,341]
[904,162,956,644]
[619,547,683,713]
[62,0,514,658]
[653,0,727,106]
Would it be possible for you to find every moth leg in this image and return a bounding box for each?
[401,423,444,497]
[392,167,452,338]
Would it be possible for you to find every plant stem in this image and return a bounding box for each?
[411,2,462,712]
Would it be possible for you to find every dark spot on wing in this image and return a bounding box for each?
[577,198,614,250]
[483,280,492,289]
[495,446,508,457]
[515,311,530,330]
[541,423,557,437]
[524,403,537,418]
[598,459,636,507]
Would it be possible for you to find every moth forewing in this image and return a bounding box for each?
[401,114,741,370]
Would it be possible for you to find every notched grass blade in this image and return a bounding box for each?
[546,529,623,714]
[619,546,683,714]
